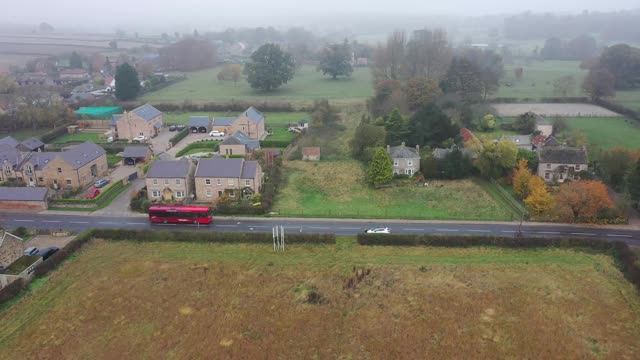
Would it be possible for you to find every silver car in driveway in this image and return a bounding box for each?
[93,178,110,188]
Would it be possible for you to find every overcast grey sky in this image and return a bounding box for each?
[3,0,639,32]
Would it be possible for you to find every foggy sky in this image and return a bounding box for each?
[3,0,640,33]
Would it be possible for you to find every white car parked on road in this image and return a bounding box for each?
[365,227,391,234]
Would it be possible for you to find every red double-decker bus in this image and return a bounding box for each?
[148,205,213,225]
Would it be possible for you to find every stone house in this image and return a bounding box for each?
[145,159,194,202]
[55,68,90,85]
[538,146,588,183]
[194,158,263,202]
[387,142,420,176]
[302,147,321,161]
[219,131,260,156]
[0,141,107,189]
[189,116,212,133]
[110,104,163,141]
[212,107,266,140]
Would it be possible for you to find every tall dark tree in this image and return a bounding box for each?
[69,51,83,69]
[115,63,141,101]
[598,44,640,90]
[159,38,216,71]
[383,108,408,145]
[317,42,353,79]
[407,103,459,148]
[442,57,484,103]
[582,67,616,100]
[244,44,295,91]
[351,117,386,162]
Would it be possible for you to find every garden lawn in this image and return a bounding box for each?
[273,161,517,221]
[1,239,639,359]
[142,65,373,105]
[495,60,587,100]
[563,116,640,150]
[50,132,103,144]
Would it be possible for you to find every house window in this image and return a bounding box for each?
[57,167,62,174]
[164,179,169,185]
[218,191,223,197]
[405,169,413,175]
[245,179,251,187]
[66,179,72,186]
[559,173,564,179]
[217,179,222,186]
[25,166,33,175]
[229,190,235,197]
[546,163,551,169]
[393,160,399,167]
[176,179,181,185]
[175,191,184,198]
[205,179,211,185]
[407,160,413,167]
[206,189,213,197]
[228,179,235,186]
[38,177,43,183]
[575,164,580,171]
[4,166,10,175]
[545,172,550,179]
[152,190,160,197]
[153,179,158,185]
[53,179,58,185]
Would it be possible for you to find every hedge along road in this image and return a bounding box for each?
[0,213,639,245]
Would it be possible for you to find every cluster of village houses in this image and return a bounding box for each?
[386,112,588,183]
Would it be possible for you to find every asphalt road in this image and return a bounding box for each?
[1,212,639,245]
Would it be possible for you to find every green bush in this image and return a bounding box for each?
[92,229,335,244]
[39,122,76,143]
[175,140,220,157]
[260,139,291,148]
[169,128,188,146]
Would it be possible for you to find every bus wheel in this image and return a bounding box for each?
[163,219,167,224]
[193,220,199,225]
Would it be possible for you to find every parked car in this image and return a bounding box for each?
[133,135,147,142]
[191,128,198,133]
[24,247,38,256]
[365,227,390,234]
[176,125,186,131]
[86,188,100,199]
[209,130,225,137]
[168,125,177,131]
[36,247,59,260]
[106,136,114,143]
[93,178,110,188]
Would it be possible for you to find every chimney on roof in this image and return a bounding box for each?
[401,141,405,147]
[386,145,390,152]
[416,144,420,153]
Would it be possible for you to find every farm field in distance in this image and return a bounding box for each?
[273,161,517,221]
[142,65,373,105]
[496,60,587,100]
[562,116,640,150]
[0,239,638,358]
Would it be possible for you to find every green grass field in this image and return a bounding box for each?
[612,90,640,112]
[563,117,640,150]
[274,161,517,221]
[50,132,104,144]
[496,60,587,100]
[1,239,639,358]
[143,65,373,105]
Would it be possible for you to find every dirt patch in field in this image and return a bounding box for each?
[493,103,620,117]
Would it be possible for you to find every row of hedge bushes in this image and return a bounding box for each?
[356,233,640,290]
[169,128,188,146]
[49,180,124,205]
[175,140,220,157]
[39,122,76,143]
[594,98,640,122]
[120,100,311,113]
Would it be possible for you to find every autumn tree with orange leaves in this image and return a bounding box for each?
[512,159,532,199]
[524,176,554,216]
[554,180,613,222]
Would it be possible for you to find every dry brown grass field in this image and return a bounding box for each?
[0,239,639,359]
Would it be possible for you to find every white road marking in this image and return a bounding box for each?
[43,220,60,223]
[403,228,425,231]
[216,225,237,227]
[570,232,596,236]
[126,222,145,225]
[14,219,33,222]
[607,234,632,238]
[99,222,117,225]
[251,225,270,228]
[70,221,89,224]
[501,230,516,233]
[435,228,459,232]
[537,231,560,234]
[468,229,490,233]
[339,227,361,230]
[308,226,329,229]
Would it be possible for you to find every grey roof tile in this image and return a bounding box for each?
[241,106,264,123]
[221,131,260,149]
[132,104,162,121]
[388,144,419,159]
[147,160,190,178]
[539,147,588,164]
[18,137,44,151]
[61,142,106,169]
[123,146,150,158]
[189,116,211,128]
[241,161,258,179]
[213,117,236,126]
[0,136,19,148]
[195,158,244,178]
[0,187,47,201]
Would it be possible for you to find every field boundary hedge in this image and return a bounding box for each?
[356,233,640,290]
[169,128,188,146]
